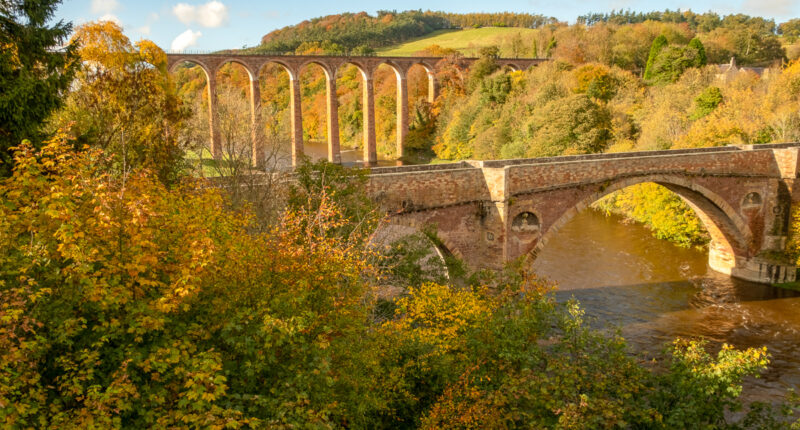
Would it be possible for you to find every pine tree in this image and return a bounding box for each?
[643,35,668,80]
[688,37,707,67]
[0,0,77,176]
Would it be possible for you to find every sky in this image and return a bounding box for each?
[55,0,800,52]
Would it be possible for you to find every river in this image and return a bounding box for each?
[532,209,800,404]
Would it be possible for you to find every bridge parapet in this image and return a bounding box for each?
[369,144,800,284]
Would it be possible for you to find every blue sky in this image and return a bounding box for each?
[55,0,799,52]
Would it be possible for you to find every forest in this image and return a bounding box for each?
[4,1,800,427]
[253,11,558,53]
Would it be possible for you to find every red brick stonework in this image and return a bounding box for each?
[368,144,800,284]
[167,53,547,166]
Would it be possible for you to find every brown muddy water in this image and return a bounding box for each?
[532,209,800,404]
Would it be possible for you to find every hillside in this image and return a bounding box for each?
[253,11,551,54]
[376,27,540,56]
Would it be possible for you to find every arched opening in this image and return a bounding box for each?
[513,176,752,278]
[210,60,257,172]
[170,59,216,170]
[374,62,403,159]
[335,62,371,165]
[525,180,800,381]
[297,61,337,163]
[257,61,295,168]
[404,63,438,161]
[408,62,437,105]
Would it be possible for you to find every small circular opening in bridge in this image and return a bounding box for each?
[512,212,540,234]
[742,192,762,208]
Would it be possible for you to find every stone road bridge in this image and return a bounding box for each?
[367,143,800,284]
[166,53,546,166]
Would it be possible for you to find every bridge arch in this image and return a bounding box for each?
[334,61,377,164]
[211,59,262,164]
[169,59,221,158]
[413,61,439,103]
[169,58,212,79]
[514,174,754,276]
[256,59,296,80]
[215,59,256,81]
[373,61,408,160]
[297,61,340,163]
[255,60,303,165]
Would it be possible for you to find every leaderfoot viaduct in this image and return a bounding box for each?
[166,53,544,166]
[167,54,800,284]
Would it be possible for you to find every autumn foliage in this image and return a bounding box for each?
[3,8,799,427]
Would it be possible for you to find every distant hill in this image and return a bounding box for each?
[253,11,557,54]
[376,27,540,57]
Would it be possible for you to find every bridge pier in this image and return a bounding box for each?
[325,72,341,164]
[289,76,304,166]
[249,75,263,167]
[207,75,222,159]
[396,75,409,159]
[362,76,377,165]
[427,69,438,103]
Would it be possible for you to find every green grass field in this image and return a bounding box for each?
[377,27,538,57]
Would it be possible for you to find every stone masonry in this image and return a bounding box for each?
[166,53,547,166]
[367,143,800,284]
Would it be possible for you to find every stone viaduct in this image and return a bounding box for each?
[367,143,800,284]
[166,53,546,166]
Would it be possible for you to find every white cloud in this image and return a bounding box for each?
[137,25,151,35]
[742,0,798,18]
[99,13,122,25]
[171,29,202,51]
[173,1,228,28]
[91,0,119,14]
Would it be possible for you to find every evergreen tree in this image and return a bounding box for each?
[688,37,707,67]
[0,0,77,176]
[644,34,668,80]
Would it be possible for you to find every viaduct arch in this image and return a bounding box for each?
[367,143,800,284]
[166,53,547,166]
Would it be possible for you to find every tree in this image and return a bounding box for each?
[779,19,800,40]
[691,86,723,120]
[51,21,188,185]
[702,27,786,66]
[468,46,500,91]
[526,94,612,156]
[480,73,512,105]
[573,64,618,103]
[688,37,707,67]
[0,0,77,176]
[644,34,668,80]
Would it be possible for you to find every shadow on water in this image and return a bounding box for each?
[533,209,800,403]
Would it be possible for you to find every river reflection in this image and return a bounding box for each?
[532,209,800,403]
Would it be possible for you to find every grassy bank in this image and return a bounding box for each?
[377,27,539,56]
